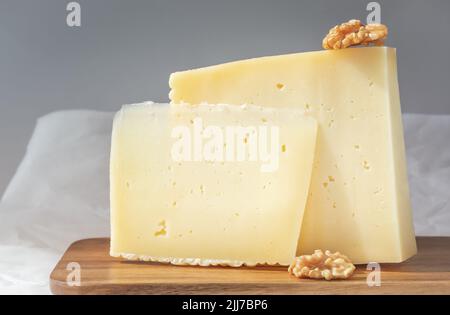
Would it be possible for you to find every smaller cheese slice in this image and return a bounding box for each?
[110,102,317,266]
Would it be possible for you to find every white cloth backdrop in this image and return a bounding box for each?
[0,110,449,294]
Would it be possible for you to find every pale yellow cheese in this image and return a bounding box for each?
[169,47,417,264]
[110,102,317,266]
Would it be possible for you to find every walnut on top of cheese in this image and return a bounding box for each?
[288,250,356,280]
[322,19,388,50]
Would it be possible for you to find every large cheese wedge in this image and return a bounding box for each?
[169,47,417,264]
[110,102,317,266]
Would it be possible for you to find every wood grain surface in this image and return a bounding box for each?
[50,237,450,295]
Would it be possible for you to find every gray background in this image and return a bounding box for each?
[1,0,449,195]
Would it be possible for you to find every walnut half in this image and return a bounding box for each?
[322,19,388,50]
[288,250,356,280]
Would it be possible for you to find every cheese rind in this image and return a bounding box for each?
[169,47,417,264]
[110,102,317,266]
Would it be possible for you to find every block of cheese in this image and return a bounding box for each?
[110,102,318,266]
[169,47,417,264]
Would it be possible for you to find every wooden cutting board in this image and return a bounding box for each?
[50,237,450,295]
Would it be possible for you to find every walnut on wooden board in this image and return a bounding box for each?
[322,19,388,50]
[288,249,356,280]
